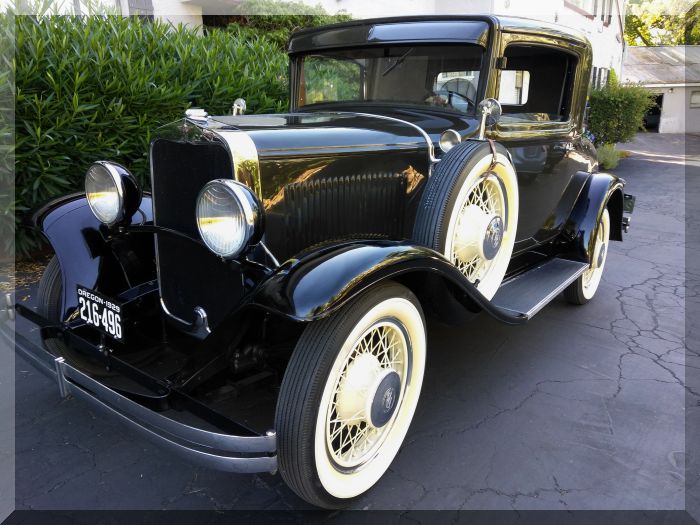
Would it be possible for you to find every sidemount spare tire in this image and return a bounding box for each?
[413,140,519,315]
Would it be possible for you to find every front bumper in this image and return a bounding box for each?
[1,296,277,474]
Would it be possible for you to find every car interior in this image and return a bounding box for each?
[498,44,578,123]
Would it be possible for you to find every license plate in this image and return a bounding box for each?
[76,286,123,341]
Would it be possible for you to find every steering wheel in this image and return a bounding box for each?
[435,89,474,112]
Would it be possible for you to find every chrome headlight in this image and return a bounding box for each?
[85,161,141,226]
[196,179,263,259]
[439,129,462,153]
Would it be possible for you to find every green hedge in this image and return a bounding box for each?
[1,13,14,260]
[206,0,352,49]
[588,79,654,146]
[13,15,290,256]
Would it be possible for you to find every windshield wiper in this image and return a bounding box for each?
[382,48,414,77]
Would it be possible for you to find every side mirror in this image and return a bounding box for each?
[477,98,502,139]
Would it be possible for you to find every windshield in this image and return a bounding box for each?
[296,45,484,115]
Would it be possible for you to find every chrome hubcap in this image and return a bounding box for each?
[451,174,506,282]
[596,243,606,268]
[483,215,504,260]
[327,321,408,468]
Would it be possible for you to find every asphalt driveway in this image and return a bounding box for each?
[11,133,693,510]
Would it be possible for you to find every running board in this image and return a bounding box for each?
[491,258,589,319]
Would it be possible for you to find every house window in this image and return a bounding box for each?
[592,67,598,87]
[690,90,700,108]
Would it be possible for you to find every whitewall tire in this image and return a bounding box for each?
[275,282,426,508]
[565,207,611,304]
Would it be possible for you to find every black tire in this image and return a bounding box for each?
[37,256,110,376]
[275,281,426,509]
[413,140,518,324]
[563,277,588,305]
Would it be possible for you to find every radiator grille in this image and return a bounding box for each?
[151,139,244,327]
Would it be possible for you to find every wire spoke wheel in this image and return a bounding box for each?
[326,320,408,468]
[449,174,506,283]
[275,282,426,508]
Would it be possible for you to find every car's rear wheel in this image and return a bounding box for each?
[565,207,611,305]
[413,140,519,323]
[275,281,426,508]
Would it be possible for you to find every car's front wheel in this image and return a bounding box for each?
[275,281,426,508]
[37,256,114,376]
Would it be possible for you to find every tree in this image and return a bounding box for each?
[625,0,700,46]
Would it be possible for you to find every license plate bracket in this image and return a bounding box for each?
[76,286,124,341]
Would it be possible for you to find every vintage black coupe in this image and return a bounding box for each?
[5,15,634,508]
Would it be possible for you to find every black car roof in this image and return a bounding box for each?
[287,15,590,54]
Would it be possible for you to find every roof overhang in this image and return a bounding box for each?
[288,19,491,54]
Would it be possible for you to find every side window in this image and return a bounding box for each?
[497,44,578,124]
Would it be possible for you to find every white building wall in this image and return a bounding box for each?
[310,0,626,79]
[487,0,625,75]
[315,0,444,18]
[151,0,202,28]
[685,85,700,133]
[654,85,700,134]
[658,87,685,133]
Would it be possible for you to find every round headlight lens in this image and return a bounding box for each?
[85,162,123,225]
[196,180,261,259]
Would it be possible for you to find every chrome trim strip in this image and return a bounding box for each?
[259,241,280,268]
[3,322,278,474]
[331,111,440,163]
[159,297,195,327]
[212,130,262,199]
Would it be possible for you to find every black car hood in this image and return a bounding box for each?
[211,112,430,159]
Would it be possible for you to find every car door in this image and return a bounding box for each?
[487,33,593,256]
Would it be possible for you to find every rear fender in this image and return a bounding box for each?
[248,240,527,325]
[31,193,153,320]
[563,172,624,263]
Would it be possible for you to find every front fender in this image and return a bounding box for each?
[564,172,625,263]
[31,193,154,320]
[248,240,527,324]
